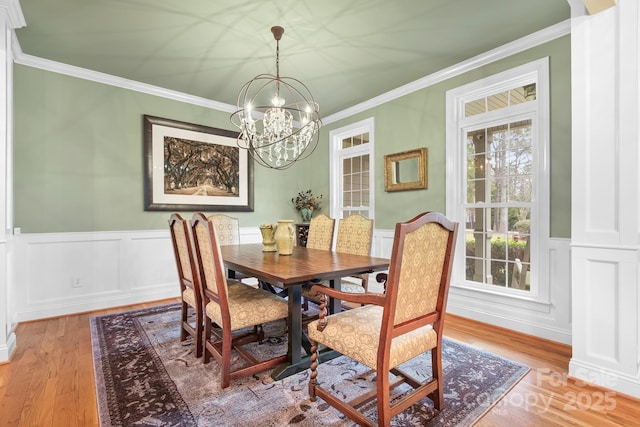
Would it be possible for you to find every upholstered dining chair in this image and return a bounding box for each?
[207,214,240,245]
[297,214,336,307]
[168,213,204,357]
[263,214,337,297]
[307,212,458,427]
[305,214,335,250]
[190,212,289,389]
[207,213,256,285]
[302,214,373,307]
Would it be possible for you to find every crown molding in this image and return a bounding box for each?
[0,0,25,29]
[11,36,236,113]
[323,19,571,125]
[10,18,570,120]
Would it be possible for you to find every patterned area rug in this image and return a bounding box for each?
[91,303,529,426]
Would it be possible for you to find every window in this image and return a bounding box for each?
[329,118,374,220]
[446,59,549,302]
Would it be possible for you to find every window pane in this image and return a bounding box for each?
[362,154,370,171]
[467,155,476,181]
[352,191,361,206]
[491,177,508,203]
[343,174,351,190]
[490,207,509,237]
[343,158,351,174]
[354,170,363,189]
[467,131,486,154]
[465,98,486,117]
[509,177,532,202]
[353,156,362,173]
[470,178,486,203]
[509,148,532,177]
[515,83,537,102]
[488,91,509,111]
[343,191,351,207]
[361,171,369,190]
[490,259,507,287]
[361,191,370,206]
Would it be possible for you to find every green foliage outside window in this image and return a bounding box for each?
[465,236,529,287]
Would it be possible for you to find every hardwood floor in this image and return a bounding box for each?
[0,300,637,426]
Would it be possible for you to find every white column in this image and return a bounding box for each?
[570,0,640,398]
[0,0,24,363]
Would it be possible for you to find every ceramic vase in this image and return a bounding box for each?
[274,219,295,255]
[300,207,313,222]
[259,224,277,252]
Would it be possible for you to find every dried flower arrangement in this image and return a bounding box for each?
[291,189,323,211]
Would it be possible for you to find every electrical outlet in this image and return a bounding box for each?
[71,277,82,288]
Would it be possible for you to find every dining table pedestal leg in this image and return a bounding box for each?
[271,284,341,381]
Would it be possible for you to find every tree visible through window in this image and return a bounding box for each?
[447,59,549,300]
[465,120,532,290]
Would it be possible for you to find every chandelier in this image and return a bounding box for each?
[231,26,321,170]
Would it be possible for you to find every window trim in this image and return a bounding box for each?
[446,58,550,304]
[329,117,375,220]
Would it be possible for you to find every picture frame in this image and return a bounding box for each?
[143,115,254,211]
[383,147,428,192]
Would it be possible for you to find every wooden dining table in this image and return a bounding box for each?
[219,243,390,380]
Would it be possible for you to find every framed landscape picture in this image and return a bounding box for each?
[143,115,254,211]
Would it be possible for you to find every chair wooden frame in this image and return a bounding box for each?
[329,213,373,291]
[207,213,256,284]
[302,214,373,307]
[168,213,204,357]
[190,212,288,388]
[300,214,336,308]
[307,212,458,427]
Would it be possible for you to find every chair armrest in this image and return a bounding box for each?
[375,272,388,283]
[309,284,386,307]
[376,272,389,292]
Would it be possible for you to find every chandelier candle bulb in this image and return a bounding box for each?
[231,25,321,170]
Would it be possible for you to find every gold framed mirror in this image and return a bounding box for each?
[384,147,427,192]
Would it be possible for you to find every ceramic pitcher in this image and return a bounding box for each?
[259,224,277,252]
[274,219,295,255]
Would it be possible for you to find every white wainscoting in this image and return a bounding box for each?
[570,244,640,398]
[12,228,572,348]
[373,231,571,345]
[13,227,389,322]
[12,228,264,322]
[447,238,572,344]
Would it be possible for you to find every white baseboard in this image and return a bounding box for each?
[569,358,640,399]
[17,286,179,321]
[0,331,16,363]
[446,302,572,344]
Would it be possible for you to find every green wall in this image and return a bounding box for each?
[13,66,312,232]
[311,35,571,237]
[13,35,570,237]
